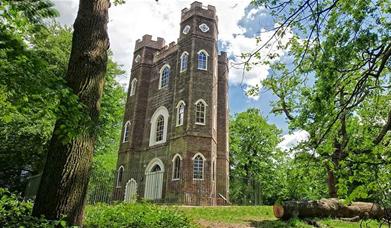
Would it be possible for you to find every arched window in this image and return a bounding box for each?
[172,154,182,180]
[159,65,170,89]
[197,50,208,70]
[123,121,131,142]
[195,99,207,125]
[116,165,124,187]
[156,115,164,142]
[180,52,188,72]
[176,100,185,126]
[192,153,205,180]
[149,106,169,146]
[130,78,137,96]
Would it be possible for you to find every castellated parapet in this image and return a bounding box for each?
[135,34,165,51]
[181,1,218,23]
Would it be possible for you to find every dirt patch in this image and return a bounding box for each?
[197,219,255,228]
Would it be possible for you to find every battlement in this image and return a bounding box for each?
[135,34,165,52]
[153,41,178,63]
[181,1,217,22]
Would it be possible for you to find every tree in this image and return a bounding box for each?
[229,108,283,205]
[32,0,111,224]
[0,1,63,192]
[246,0,390,201]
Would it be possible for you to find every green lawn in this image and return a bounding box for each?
[176,206,382,228]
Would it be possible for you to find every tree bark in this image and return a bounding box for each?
[273,199,385,220]
[32,0,110,225]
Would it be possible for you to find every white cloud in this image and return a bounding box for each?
[52,0,291,97]
[278,130,309,151]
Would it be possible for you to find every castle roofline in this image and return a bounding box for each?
[135,34,165,52]
[181,1,218,23]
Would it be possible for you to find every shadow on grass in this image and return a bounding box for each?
[248,220,291,228]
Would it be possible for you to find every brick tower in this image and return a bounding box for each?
[114,1,229,205]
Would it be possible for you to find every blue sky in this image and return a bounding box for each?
[53,0,307,149]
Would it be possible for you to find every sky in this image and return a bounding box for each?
[52,0,308,150]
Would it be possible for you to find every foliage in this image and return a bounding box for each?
[0,0,69,191]
[0,0,125,194]
[84,203,194,228]
[0,188,66,227]
[246,0,391,202]
[229,108,284,204]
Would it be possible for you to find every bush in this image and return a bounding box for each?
[0,188,65,227]
[84,203,194,228]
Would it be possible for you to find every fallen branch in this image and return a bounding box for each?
[273,198,385,220]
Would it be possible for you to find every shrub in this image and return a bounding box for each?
[0,188,65,227]
[84,203,194,228]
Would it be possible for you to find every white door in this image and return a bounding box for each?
[124,179,137,203]
[144,164,164,200]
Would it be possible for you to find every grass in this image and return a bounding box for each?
[176,205,382,228]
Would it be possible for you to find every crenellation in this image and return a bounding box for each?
[135,34,165,51]
[181,2,217,22]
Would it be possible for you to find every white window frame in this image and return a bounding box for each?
[194,99,208,125]
[130,78,137,96]
[149,106,169,146]
[172,154,183,181]
[192,153,206,180]
[176,100,186,127]
[123,121,131,143]
[159,64,171,89]
[180,52,189,73]
[116,165,124,188]
[197,50,209,70]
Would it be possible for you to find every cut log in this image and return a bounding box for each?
[273,198,385,220]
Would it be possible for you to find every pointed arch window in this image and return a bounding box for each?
[195,99,207,125]
[192,153,205,180]
[149,106,169,146]
[156,115,164,142]
[180,52,189,72]
[176,100,185,126]
[159,65,170,89]
[116,165,124,187]
[172,154,182,180]
[123,121,131,143]
[130,78,137,96]
[197,50,208,70]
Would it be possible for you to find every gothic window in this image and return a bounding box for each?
[159,65,170,89]
[197,50,208,70]
[123,121,131,142]
[176,100,185,126]
[192,153,205,180]
[130,78,137,96]
[156,115,164,142]
[116,165,124,187]
[180,52,188,72]
[149,106,169,146]
[195,99,207,125]
[172,154,182,180]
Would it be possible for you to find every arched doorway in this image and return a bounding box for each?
[144,158,164,200]
[124,178,137,203]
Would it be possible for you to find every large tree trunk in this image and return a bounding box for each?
[32,0,110,225]
[273,199,385,220]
